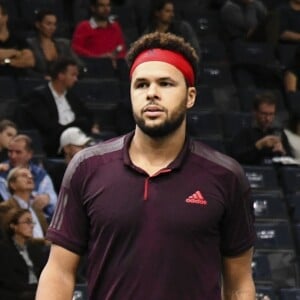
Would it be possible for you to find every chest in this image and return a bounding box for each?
[81,165,228,237]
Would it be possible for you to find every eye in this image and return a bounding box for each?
[135,82,148,89]
[160,81,174,87]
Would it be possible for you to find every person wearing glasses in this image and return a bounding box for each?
[0,208,49,300]
[0,167,48,238]
[230,92,289,165]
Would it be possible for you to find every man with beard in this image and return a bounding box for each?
[36,32,256,300]
[71,0,127,63]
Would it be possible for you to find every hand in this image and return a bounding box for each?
[0,163,9,172]
[272,141,286,155]
[32,194,50,210]
[255,135,281,150]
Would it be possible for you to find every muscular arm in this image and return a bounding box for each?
[222,248,255,300]
[280,31,300,43]
[284,70,297,92]
[36,244,81,300]
[0,48,19,60]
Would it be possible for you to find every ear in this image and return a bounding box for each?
[186,87,197,109]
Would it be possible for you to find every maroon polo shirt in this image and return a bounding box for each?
[47,132,255,300]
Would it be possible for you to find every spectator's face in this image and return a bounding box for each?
[11,212,34,239]
[8,140,33,167]
[63,144,85,164]
[130,61,196,137]
[0,126,17,149]
[36,14,57,38]
[254,103,276,131]
[155,3,175,25]
[9,168,34,195]
[0,7,8,28]
[60,65,79,89]
[93,0,111,21]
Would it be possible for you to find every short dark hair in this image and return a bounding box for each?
[126,32,199,85]
[35,8,56,22]
[49,57,78,79]
[5,208,31,237]
[0,119,17,133]
[0,1,7,15]
[11,134,33,152]
[90,0,109,6]
[253,92,277,111]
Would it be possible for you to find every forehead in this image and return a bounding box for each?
[96,0,110,6]
[9,140,26,149]
[257,103,276,112]
[15,168,31,176]
[41,14,57,22]
[132,61,185,81]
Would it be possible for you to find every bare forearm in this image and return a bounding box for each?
[222,286,256,300]
[0,49,18,60]
[36,264,76,300]
[280,31,300,42]
[10,49,35,68]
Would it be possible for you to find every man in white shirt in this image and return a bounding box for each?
[22,57,94,157]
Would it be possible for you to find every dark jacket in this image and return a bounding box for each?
[0,237,49,300]
[22,84,93,156]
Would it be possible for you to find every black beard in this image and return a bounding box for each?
[134,111,185,138]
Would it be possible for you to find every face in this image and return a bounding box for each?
[156,3,175,25]
[59,65,79,89]
[63,144,85,163]
[92,0,111,21]
[0,126,17,149]
[36,14,57,38]
[0,6,8,28]
[130,61,196,138]
[10,168,35,194]
[254,103,276,131]
[12,212,34,239]
[8,140,33,167]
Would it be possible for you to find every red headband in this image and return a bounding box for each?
[129,48,195,86]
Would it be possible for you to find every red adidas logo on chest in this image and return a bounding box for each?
[185,191,207,205]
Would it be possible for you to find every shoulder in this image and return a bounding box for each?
[190,140,248,186]
[62,135,126,186]
[75,20,91,30]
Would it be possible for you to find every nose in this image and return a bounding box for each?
[146,83,159,101]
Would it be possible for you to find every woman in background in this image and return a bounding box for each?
[0,208,49,300]
[27,9,81,79]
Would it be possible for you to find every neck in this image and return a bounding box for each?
[0,26,8,39]
[129,123,186,176]
[14,191,32,203]
[156,22,169,33]
[51,80,66,95]
[13,235,26,247]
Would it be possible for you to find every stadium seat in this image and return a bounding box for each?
[192,86,216,111]
[0,76,18,100]
[221,111,252,141]
[286,91,300,114]
[17,77,47,98]
[280,288,300,300]
[279,166,300,195]
[255,285,276,300]
[255,221,294,251]
[187,110,222,139]
[73,283,88,300]
[243,165,280,192]
[252,192,288,222]
[199,39,228,63]
[73,78,121,108]
[252,254,272,285]
[81,57,116,79]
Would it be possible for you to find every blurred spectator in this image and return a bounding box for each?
[0,119,17,162]
[230,92,289,165]
[220,0,268,41]
[0,135,57,220]
[277,0,300,45]
[27,9,82,79]
[71,0,127,68]
[283,44,300,92]
[0,208,49,300]
[282,112,300,162]
[45,127,94,194]
[0,167,49,238]
[143,0,200,57]
[59,127,93,163]
[0,1,35,77]
[22,57,95,157]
